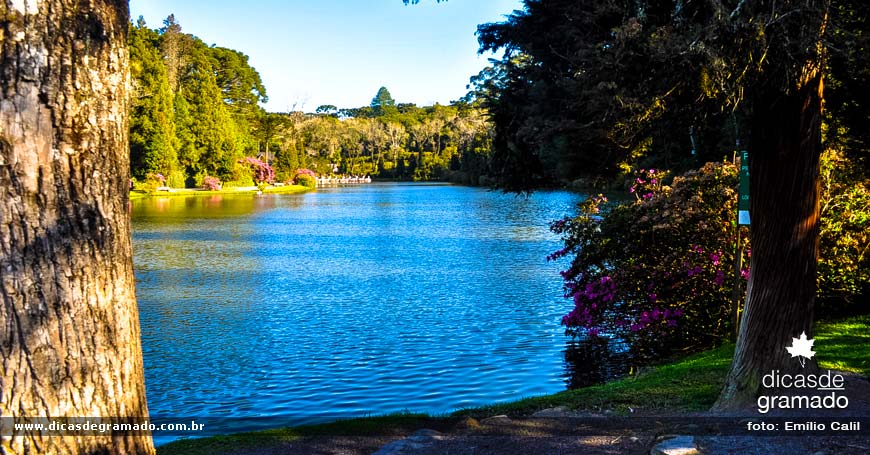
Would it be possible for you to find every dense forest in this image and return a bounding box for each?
[129,16,493,188]
[471,0,869,191]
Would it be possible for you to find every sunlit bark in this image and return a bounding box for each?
[0,1,154,453]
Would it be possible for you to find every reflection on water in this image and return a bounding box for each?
[562,337,633,390]
[133,183,598,438]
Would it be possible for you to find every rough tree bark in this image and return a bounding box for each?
[714,16,827,409]
[1,1,154,454]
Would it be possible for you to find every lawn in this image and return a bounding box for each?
[128,184,311,200]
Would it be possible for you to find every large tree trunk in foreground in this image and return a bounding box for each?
[1,1,154,454]
[714,66,825,410]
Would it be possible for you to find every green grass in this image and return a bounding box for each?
[156,315,868,454]
[455,343,735,419]
[815,314,870,376]
[128,184,311,199]
[262,184,311,194]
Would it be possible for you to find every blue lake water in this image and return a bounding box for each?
[132,183,594,437]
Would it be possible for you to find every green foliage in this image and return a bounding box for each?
[473,1,863,191]
[129,16,267,187]
[172,93,199,183]
[129,20,180,180]
[819,149,870,312]
[128,13,492,188]
[294,173,317,189]
[222,178,255,188]
[179,46,247,179]
[210,46,268,116]
[273,142,301,182]
[167,170,186,189]
[371,86,398,117]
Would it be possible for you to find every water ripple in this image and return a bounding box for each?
[133,183,584,435]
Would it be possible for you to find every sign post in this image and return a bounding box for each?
[732,151,749,341]
[738,150,750,226]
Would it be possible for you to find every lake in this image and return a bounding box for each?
[132,182,612,437]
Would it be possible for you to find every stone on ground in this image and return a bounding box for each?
[650,436,700,455]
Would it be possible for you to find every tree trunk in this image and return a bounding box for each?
[1,1,154,454]
[714,68,825,410]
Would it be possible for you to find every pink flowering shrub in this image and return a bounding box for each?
[239,157,275,184]
[629,168,669,201]
[202,176,222,191]
[555,155,868,353]
[293,169,317,188]
[551,162,747,352]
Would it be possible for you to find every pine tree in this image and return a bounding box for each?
[371,86,398,117]
[129,18,180,182]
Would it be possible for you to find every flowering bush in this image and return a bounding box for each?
[140,172,167,193]
[554,155,869,354]
[551,163,746,353]
[202,176,222,191]
[629,168,668,201]
[295,168,316,178]
[294,173,317,188]
[239,156,275,184]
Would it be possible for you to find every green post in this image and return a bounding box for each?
[738,150,750,226]
[731,150,749,341]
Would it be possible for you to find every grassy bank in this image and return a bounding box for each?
[157,315,869,454]
[262,185,312,194]
[129,184,311,200]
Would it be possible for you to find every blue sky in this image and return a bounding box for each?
[130,0,524,112]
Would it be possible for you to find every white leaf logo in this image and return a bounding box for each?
[785,331,816,368]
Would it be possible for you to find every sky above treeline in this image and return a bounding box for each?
[130,0,524,113]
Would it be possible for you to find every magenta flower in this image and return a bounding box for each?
[714,270,725,286]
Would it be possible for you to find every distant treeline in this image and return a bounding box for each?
[129,16,494,188]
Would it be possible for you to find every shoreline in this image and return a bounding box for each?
[129,184,313,200]
[156,315,869,454]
